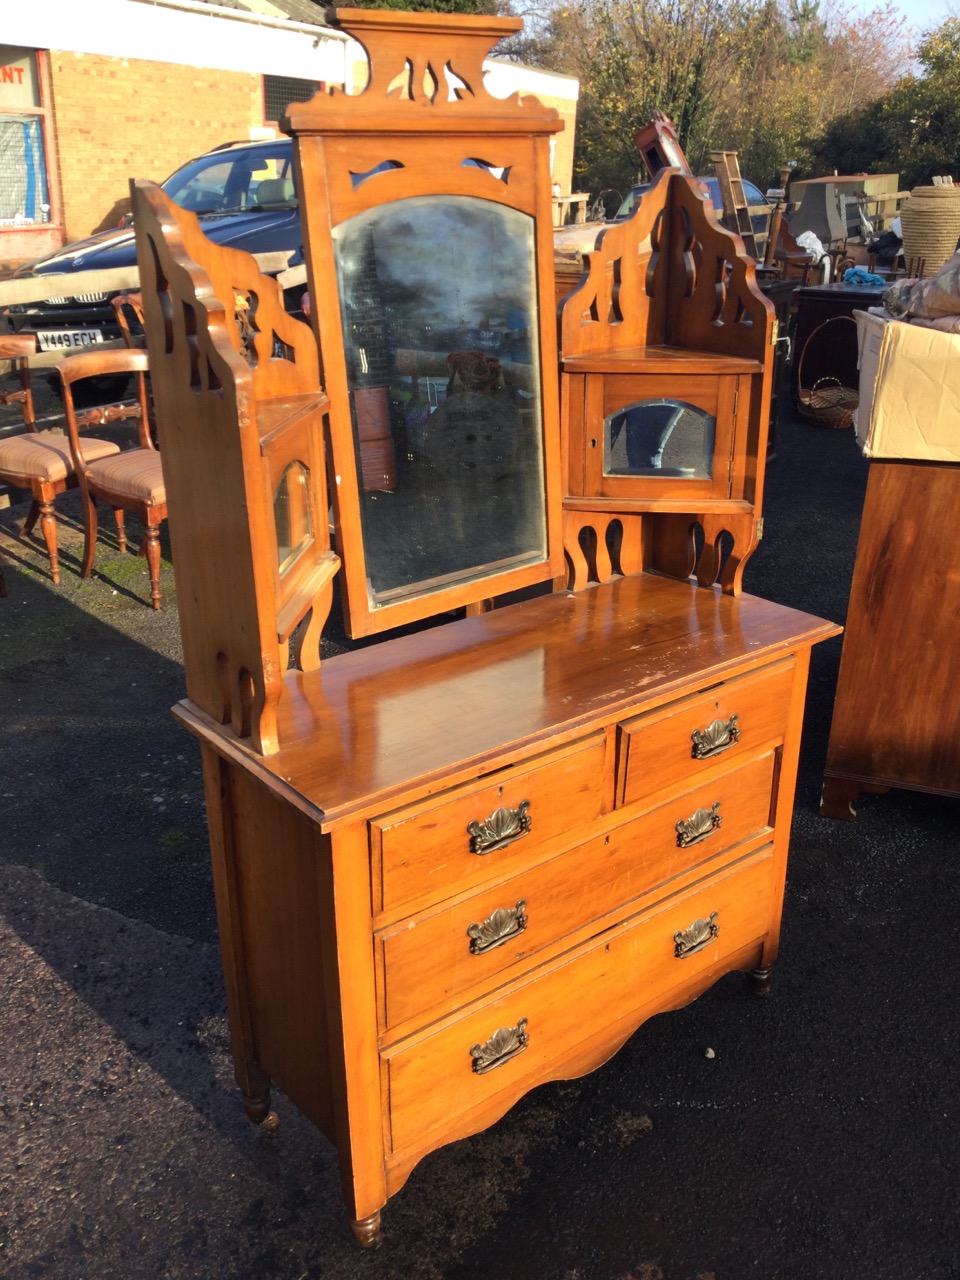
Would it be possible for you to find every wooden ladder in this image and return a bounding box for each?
[710,150,759,259]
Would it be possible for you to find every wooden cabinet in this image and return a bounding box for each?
[821,460,960,818]
[130,7,838,1245]
[791,281,886,408]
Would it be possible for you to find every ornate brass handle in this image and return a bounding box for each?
[470,1018,529,1074]
[467,800,531,855]
[674,911,719,958]
[691,714,740,759]
[675,800,722,847]
[467,900,528,955]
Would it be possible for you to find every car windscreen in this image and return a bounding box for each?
[162,146,297,215]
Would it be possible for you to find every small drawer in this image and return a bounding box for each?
[377,751,775,1030]
[373,735,608,915]
[617,659,796,808]
[383,847,775,1154]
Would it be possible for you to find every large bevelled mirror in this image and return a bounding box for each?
[332,195,549,610]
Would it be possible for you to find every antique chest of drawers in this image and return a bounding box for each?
[177,573,837,1243]
[133,7,840,1247]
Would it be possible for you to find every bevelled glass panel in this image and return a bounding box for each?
[333,195,547,607]
[604,399,716,479]
[274,460,314,574]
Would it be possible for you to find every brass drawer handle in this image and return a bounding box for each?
[467,900,528,955]
[675,800,722,847]
[674,911,719,958]
[691,714,740,759]
[470,1018,529,1074]
[467,800,531,855]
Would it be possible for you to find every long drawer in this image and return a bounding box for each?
[377,750,776,1031]
[383,846,775,1155]
[617,659,796,808]
[372,734,608,915]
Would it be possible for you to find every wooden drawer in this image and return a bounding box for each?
[372,735,608,914]
[377,751,776,1031]
[617,659,795,808]
[383,847,775,1154]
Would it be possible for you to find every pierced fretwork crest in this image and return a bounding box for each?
[284,9,559,131]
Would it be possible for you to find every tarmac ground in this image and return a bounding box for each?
[1,385,958,1280]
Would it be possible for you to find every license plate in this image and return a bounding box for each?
[36,329,106,352]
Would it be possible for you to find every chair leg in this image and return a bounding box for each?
[80,488,98,580]
[37,499,61,585]
[144,521,162,610]
[21,500,41,538]
[113,508,127,554]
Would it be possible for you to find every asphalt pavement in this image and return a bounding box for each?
[1,390,958,1280]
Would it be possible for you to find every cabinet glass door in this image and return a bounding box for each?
[604,398,716,479]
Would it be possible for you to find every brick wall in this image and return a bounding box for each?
[47,52,265,242]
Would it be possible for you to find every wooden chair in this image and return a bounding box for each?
[111,292,146,348]
[0,334,124,584]
[0,333,37,429]
[58,348,168,609]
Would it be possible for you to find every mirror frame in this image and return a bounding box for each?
[283,8,565,638]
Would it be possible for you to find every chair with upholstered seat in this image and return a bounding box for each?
[58,347,168,609]
[0,334,125,584]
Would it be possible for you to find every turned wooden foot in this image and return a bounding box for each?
[242,1085,279,1131]
[747,965,773,997]
[21,500,61,583]
[144,524,162,609]
[113,507,128,554]
[350,1211,383,1248]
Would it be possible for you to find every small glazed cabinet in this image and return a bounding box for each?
[132,8,837,1246]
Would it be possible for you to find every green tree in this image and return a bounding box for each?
[517,0,911,201]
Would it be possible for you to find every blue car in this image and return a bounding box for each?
[3,137,304,353]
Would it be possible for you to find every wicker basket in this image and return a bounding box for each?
[796,316,859,429]
[900,185,960,278]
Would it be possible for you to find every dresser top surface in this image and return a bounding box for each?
[176,575,838,824]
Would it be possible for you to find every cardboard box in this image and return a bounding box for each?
[854,310,960,461]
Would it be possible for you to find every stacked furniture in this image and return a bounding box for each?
[132,8,837,1244]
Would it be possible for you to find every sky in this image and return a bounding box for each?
[872,0,958,36]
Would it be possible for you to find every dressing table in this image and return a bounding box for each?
[131,8,837,1244]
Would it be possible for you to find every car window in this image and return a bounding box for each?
[163,147,296,214]
[743,181,767,206]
